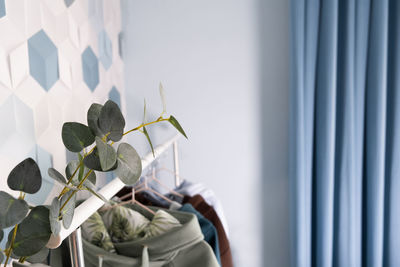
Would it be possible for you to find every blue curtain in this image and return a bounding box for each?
[289,0,400,267]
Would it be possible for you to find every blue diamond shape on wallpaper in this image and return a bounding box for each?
[25,145,55,205]
[28,30,59,91]
[82,46,99,91]
[98,30,112,70]
[0,0,5,18]
[109,86,121,107]
[64,0,75,7]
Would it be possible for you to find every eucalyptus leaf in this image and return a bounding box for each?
[62,122,95,152]
[48,168,67,184]
[83,149,117,172]
[26,246,49,264]
[142,100,154,156]
[0,191,29,229]
[96,137,117,171]
[115,143,142,185]
[159,82,167,114]
[60,191,76,229]
[168,116,188,139]
[0,251,3,263]
[49,197,61,235]
[98,100,125,142]
[142,126,155,157]
[83,182,108,202]
[66,160,96,185]
[7,158,42,194]
[82,149,102,171]
[12,206,52,257]
[87,103,104,137]
[0,229,3,242]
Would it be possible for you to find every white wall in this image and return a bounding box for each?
[120,0,289,266]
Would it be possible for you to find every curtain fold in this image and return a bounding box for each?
[289,0,400,266]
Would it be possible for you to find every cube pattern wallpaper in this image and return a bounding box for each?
[0,0,125,206]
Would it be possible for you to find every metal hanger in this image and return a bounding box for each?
[103,188,156,215]
[136,167,184,198]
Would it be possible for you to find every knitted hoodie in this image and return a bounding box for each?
[82,206,220,267]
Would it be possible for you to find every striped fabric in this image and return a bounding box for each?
[144,210,181,238]
[81,212,116,253]
[100,205,150,242]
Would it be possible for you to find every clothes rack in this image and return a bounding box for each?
[46,134,182,267]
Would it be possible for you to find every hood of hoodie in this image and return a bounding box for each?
[113,206,204,259]
[82,206,205,267]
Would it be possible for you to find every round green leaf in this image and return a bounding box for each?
[87,103,104,137]
[7,158,42,194]
[61,191,76,229]
[26,246,49,264]
[98,100,125,142]
[62,122,95,152]
[49,197,61,235]
[0,229,3,242]
[96,137,117,171]
[66,160,96,185]
[83,148,117,172]
[0,191,29,229]
[115,143,142,185]
[168,116,188,139]
[0,251,3,263]
[82,149,102,171]
[12,206,52,257]
[48,168,67,184]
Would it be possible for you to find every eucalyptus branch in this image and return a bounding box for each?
[58,132,111,199]
[0,88,188,266]
[58,118,167,213]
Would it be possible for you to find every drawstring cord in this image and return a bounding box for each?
[141,246,149,267]
[98,255,104,267]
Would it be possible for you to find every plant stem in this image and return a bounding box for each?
[122,118,168,137]
[58,161,82,199]
[59,169,93,212]
[58,146,97,199]
[3,193,25,267]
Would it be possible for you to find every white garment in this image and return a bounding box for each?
[175,180,230,237]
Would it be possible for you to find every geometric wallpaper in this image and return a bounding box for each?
[0,0,125,207]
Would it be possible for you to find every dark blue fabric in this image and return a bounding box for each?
[290,0,400,266]
[179,204,221,264]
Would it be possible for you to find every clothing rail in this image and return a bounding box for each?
[46,134,181,249]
